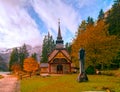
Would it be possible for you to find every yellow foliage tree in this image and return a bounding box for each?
[23,57,39,77]
[71,20,120,69]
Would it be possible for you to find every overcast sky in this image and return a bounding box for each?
[0,0,114,48]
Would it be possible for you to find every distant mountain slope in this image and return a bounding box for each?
[28,46,42,61]
[0,45,42,71]
[0,53,10,71]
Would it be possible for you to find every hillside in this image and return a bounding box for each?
[0,45,42,71]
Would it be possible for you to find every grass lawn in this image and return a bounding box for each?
[21,73,120,92]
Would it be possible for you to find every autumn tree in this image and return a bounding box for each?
[23,57,39,77]
[78,20,87,34]
[71,20,119,70]
[11,64,21,74]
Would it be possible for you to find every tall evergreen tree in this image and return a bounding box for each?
[9,44,29,71]
[9,48,19,70]
[41,33,55,63]
[98,9,104,21]
[106,0,120,36]
[41,35,48,62]
[19,44,29,69]
[65,42,71,54]
[114,0,120,5]
[87,16,94,25]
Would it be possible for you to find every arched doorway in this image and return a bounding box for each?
[57,64,63,74]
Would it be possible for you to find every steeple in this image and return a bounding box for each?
[57,19,62,40]
[56,19,64,48]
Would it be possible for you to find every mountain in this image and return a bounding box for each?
[0,45,42,71]
[0,53,10,71]
[28,45,42,61]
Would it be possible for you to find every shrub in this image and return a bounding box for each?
[86,65,95,74]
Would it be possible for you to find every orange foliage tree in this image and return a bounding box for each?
[11,63,21,74]
[71,20,120,69]
[23,57,39,77]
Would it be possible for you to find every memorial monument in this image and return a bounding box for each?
[77,48,88,82]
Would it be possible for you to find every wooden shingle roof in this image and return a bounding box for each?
[48,49,71,63]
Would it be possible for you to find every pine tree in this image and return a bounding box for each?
[114,0,120,5]
[41,36,48,62]
[106,0,120,36]
[9,48,19,70]
[87,16,94,25]
[19,44,29,69]
[41,33,55,63]
[65,42,71,54]
[98,9,104,21]
[9,44,29,71]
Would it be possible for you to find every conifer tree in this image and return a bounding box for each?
[19,44,29,69]
[87,16,94,25]
[98,9,104,21]
[106,0,120,36]
[65,42,71,54]
[114,0,120,5]
[9,44,29,71]
[41,33,55,63]
[9,48,19,70]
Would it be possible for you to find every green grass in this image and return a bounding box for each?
[102,69,120,76]
[21,73,120,92]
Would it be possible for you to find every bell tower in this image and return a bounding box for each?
[56,19,64,49]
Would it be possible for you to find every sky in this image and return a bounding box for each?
[0,0,114,49]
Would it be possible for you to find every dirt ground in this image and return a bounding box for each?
[0,73,20,92]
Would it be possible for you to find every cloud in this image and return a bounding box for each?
[103,1,113,11]
[32,0,82,39]
[31,0,103,41]
[0,0,42,48]
[0,0,113,48]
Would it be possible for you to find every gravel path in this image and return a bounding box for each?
[0,73,20,92]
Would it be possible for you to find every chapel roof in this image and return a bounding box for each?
[48,49,71,63]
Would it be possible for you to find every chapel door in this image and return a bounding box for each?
[57,64,63,74]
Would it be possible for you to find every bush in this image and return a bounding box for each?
[86,65,95,74]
